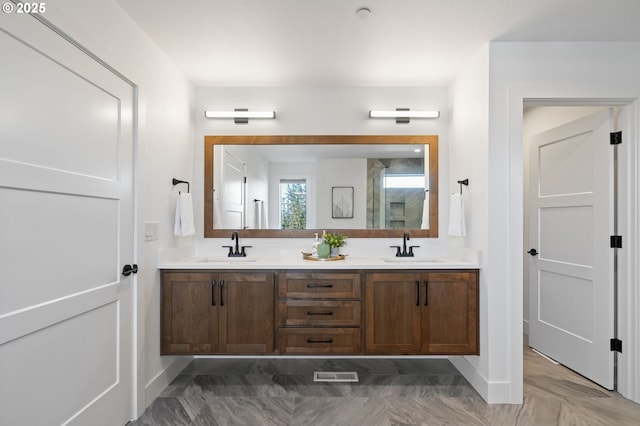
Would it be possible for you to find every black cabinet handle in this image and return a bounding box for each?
[307,311,334,316]
[306,284,333,288]
[219,280,225,306]
[424,281,429,306]
[211,280,216,306]
[307,338,333,344]
[527,248,538,256]
[416,281,420,306]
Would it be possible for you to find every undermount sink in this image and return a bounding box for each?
[381,257,444,264]
[199,257,258,263]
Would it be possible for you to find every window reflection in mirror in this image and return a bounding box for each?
[204,135,438,238]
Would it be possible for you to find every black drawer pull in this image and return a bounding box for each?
[306,284,333,288]
[211,280,216,306]
[307,338,333,344]
[416,281,420,306]
[220,280,225,306]
[307,311,334,316]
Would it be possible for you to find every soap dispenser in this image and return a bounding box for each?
[311,233,320,256]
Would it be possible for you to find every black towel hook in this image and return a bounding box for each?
[172,178,190,193]
[457,178,469,194]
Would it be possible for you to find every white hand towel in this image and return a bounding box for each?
[420,198,429,229]
[213,193,223,229]
[448,192,467,237]
[174,193,196,236]
[254,200,263,229]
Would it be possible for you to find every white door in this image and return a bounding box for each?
[529,109,614,389]
[222,150,246,229]
[0,12,134,425]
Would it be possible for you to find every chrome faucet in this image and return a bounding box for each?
[223,231,251,257]
[390,231,419,257]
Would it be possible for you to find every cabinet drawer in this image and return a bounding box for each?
[278,273,361,299]
[278,328,361,354]
[278,301,361,326]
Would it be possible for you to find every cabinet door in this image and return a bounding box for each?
[365,273,421,354]
[219,272,275,353]
[421,271,478,354]
[161,272,218,354]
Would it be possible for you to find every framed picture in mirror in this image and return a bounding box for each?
[332,186,354,219]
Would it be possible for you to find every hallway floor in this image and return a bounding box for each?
[130,348,640,425]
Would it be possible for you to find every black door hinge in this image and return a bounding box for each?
[610,131,622,145]
[610,235,622,248]
[610,338,623,353]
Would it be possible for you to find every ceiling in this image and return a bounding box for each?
[114,0,640,87]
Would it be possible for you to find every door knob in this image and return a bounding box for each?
[122,264,138,276]
[527,249,538,256]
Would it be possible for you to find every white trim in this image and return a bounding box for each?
[616,101,640,403]
[449,356,512,403]
[144,358,192,409]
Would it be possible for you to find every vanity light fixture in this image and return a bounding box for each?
[369,108,440,124]
[204,108,276,124]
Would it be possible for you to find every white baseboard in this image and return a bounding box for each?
[144,357,192,409]
[449,356,514,404]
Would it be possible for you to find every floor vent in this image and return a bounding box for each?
[313,371,359,383]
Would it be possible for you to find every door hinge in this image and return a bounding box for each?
[610,338,623,353]
[610,131,622,145]
[610,235,622,248]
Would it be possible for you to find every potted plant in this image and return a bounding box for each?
[322,230,348,257]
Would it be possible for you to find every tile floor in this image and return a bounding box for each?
[129,348,640,425]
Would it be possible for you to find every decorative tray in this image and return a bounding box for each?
[301,252,347,261]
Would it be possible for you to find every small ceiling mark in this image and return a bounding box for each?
[355,7,371,19]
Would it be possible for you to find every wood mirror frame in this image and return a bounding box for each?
[204,135,438,238]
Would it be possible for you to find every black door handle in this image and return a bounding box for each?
[527,248,538,256]
[122,264,138,276]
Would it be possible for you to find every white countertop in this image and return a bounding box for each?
[158,255,479,270]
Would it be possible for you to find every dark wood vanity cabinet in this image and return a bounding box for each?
[161,268,478,356]
[365,270,478,355]
[161,271,274,355]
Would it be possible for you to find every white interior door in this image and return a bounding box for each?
[529,109,614,389]
[222,150,246,229]
[0,12,134,425]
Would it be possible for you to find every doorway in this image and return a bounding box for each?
[523,100,633,400]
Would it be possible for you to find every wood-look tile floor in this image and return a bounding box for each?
[129,348,640,425]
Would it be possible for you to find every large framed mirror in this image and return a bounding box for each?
[204,135,438,238]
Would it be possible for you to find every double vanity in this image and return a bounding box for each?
[161,134,478,358]
[159,253,479,357]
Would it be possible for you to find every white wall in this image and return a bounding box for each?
[489,42,640,403]
[316,158,367,229]
[38,0,195,414]
[448,45,496,400]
